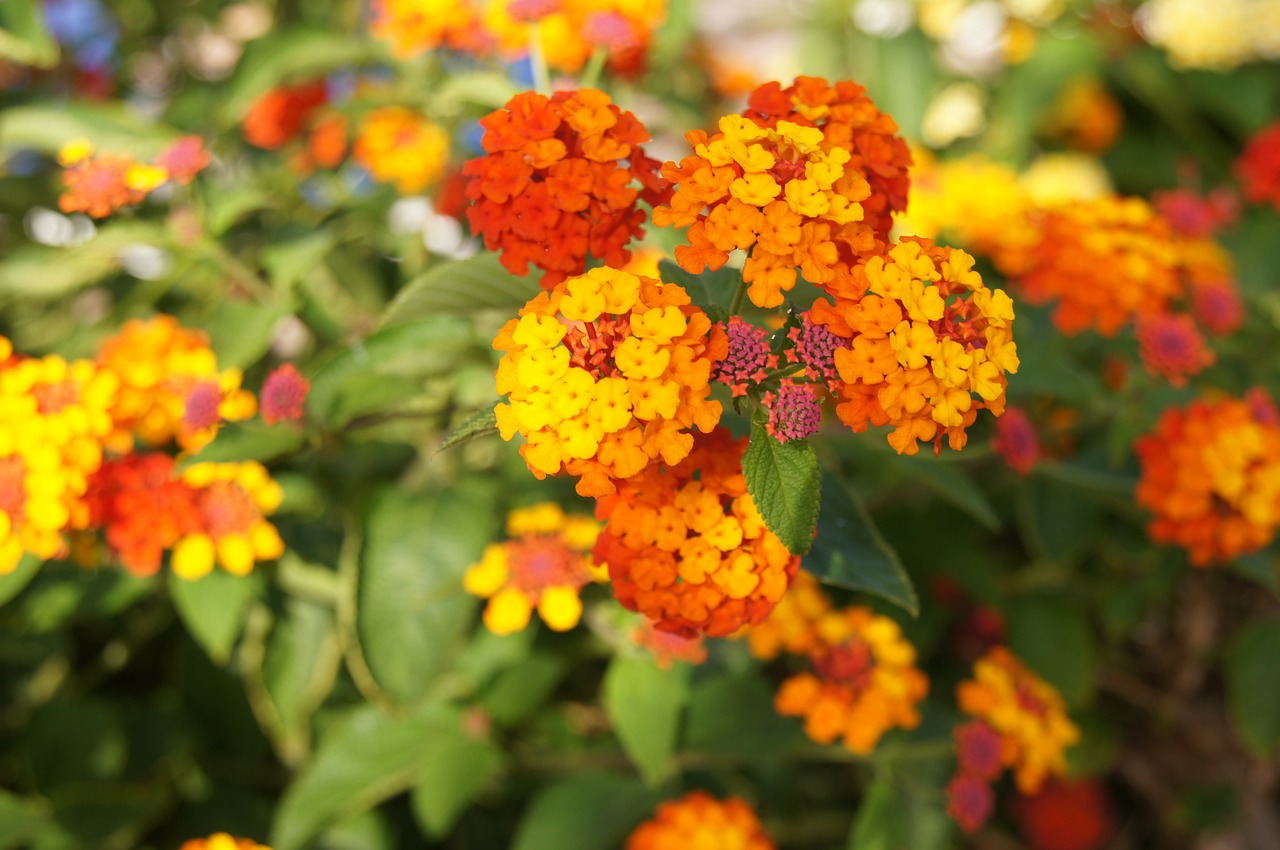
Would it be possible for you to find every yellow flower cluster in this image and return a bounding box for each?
[0,345,119,572]
[463,502,605,635]
[171,462,285,580]
[957,647,1080,794]
[1138,0,1280,70]
[494,266,726,497]
[353,106,450,194]
[179,834,271,850]
[98,316,255,453]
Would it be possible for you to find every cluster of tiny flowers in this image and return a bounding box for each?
[464,89,670,286]
[493,266,725,497]
[463,502,604,635]
[169,462,285,580]
[260,364,310,425]
[813,239,1019,455]
[786,311,842,391]
[712,317,776,397]
[747,572,928,754]
[58,136,210,218]
[1135,395,1280,565]
[97,316,256,453]
[179,835,271,850]
[762,381,822,444]
[1014,778,1115,850]
[370,0,483,56]
[947,647,1080,833]
[1134,313,1214,387]
[654,112,874,309]
[624,791,776,850]
[353,106,450,194]
[1237,120,1280,214]
[993,406,1040,475]
[593,428,798,637]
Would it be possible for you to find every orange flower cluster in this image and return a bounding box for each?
[242,81,327,150]
[1237,119,1280,213]
[179,835,271,850]
[353,106,450,194]
[97,316,256,453]
[743,76,912,237]
[86,452,201,576]
[955,647,1079,797]
[465,89,669,287]
[632,617,708,668]
[814,239,1020,455]
[593,428,799,637]
[370,0,482,57]
[493,266,725,497]
[654,111,875,309]
[463,502,604,635]
[624,791,776,850]
[58,136,211,218]
[171,461,285,580]
[1135,395,1280,565]
[746,573,927,754]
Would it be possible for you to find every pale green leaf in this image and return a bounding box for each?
[602,655,689,787]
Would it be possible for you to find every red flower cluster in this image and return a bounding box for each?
[242,81,328,150]
[464,89,670,287]
[1237,119,1280,213]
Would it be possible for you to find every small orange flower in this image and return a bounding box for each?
[171,462,285,580]
[1135,395,1280,565]
[58,150,150,218]
[370,0,483,57]
[353,106,450,194]
[743,569,832,660]
[464,89,670,287]
[625,792,776,850]
[86,452,201,576]
[1042,77,1123,154]
[593,428,799,637]
[1134,312,1214,386]
[242,81,327,150]
[494,266,725,497]
[179,835,271,850]
[463,502,603,635]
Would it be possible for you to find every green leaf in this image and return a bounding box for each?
[26,700,127,790]
[179,422,306,468]
[657,260,736,322]
[221,29,376,122]
[683,674,802,759]
[431,72,521,111]
[437,408,499,454]
[1017,474,1103,564]
[379,254,539,327]
[1008,594,1096,706]
[602,655,689,787]
[480,651,566,727]
[205,301,289,370]
[0,0,59,68]
[742,413,820,556]
[0,554,41,608]
[0,790,50,850]
[262,231,337,295]
[263,595,341,735]
[1225,619,1280,757]
[0,222,169,299]
[169,570,264,664]
[205,183,275,235]
[271,702,464,850]
[0,104,173,157]
[897,456,1001,532]
[359,487,496,705]
[807,472,917,616]
[510,773,662,850]
[410,731,503,838]
[847,762,953,850]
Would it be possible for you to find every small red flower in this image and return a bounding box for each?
[243,81,327,150]
[994,407,1039,474]
[946,773,994,834]
[261,364,310,425]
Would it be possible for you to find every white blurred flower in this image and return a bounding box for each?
[271,314,312,359]
[24,207,95,247]
[921,81,987,147]
[853,0,915,38]
[939,0,1008,76]
[119,244,172,280]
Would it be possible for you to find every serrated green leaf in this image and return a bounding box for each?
[271,702,463,850]
[511,773,661,850]
[1225,619,1280,757]
[602,655,689,787]
[359,488,496,705]
[1008,594,1096,706]
[410,732,503,838]
[380,254,538,327]
[437,408,499,454]
[742,413,820,556]
[179,422,306,468]
[0,554,41,608]
[0,0,59,68]
[169,570,264,664]
[807,472,917,616]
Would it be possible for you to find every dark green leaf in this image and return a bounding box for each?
[0,554,40,608]
[602,655,689,787]
[510,773,662,850]
[410,731,503,838]
[179,422,306,468]
[169,570,265,664]
[657,260,736,322]
[807,472,917,616]
[263,595,341,735]
[847,762,953,850]
[271,702,463,850]
[26,700,126,790]
[437,408,499,454]
[359,487,496,705]
[379,254,539,327]
[1225,619,1280,757]
[743,413,820,555]
[683,674,802,759]
[898,456,1001,532]
[481,651,566,727]
[1008,594,1096,706]
[1018,474,1103,564]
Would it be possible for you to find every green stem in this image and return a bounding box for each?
[728,274,748,315]
[336,517,393,712]
[529,21,551,95]
[579,47,608,90]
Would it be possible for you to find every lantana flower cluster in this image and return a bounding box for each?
[463,502,604,635]
[747,572,928,754]
[179,835,271,850]
[58,135,211,218]
[624,791,776,850]
[465,89,670,286]
[947,647,1080,834]
[1135,393,1280,565]
[353,106,450,194]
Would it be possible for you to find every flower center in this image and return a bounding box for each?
[563,314,632,378]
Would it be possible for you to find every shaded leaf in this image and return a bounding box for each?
[807,472,917,616]
[437,408,499,454]
[169,570,264,664]
[1018,474,1103,564]
[380,253,538,327]
[683,674,802,759]
[511,773,662,850]
[899,456,1001,532]
[743,413,820,556]
[0,554,40,608]
[263,595,341,735]
[1008,594,1096,706]
[410,732,503,838]
[481,651,566,727]
[262,231,336,295]
[179,422,306,468]
[1225,619,1280,757]
[602,655,689,787]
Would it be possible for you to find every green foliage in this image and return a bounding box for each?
[1225,619,1280,757]
[602,655,690,787]
[410,728,504,838]
[380,254,540,327]
[510,774,662,850]
[743,413,821,556]
[169,571,265,664]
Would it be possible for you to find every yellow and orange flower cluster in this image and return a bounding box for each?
[179,835,271,850]
[654,113,874,309]
[747,572,928,755]
[465,89,670,287]
[58,136,211,218]
[353,106,450,194]
[494,266,725,497]
[98,316,255,454]
[813,239,1019,455]
[955,647,1079,796]
[1135,395,1280,565]
[463,502,604,635]
[625,791,775,850]
[593,428,798,637]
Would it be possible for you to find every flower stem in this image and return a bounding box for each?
[728,274,748,315]
[580,47,608,90]
[529,22,551,95]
